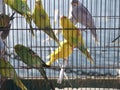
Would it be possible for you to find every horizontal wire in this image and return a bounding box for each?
[0,27,119,31]
[6,46,120,49]
[15,15,120,19]
[0,65,119,70]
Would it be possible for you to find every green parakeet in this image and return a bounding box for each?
[32,0,60,46]
[60,16,94,63]
[0,58,27,90]
[4,0,34,36]
[14,44,55,90]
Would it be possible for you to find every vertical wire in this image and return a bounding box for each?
[108,0,110,77]
[112,1,116,78]
[30,1,34,88]
[71,0,73,85]
[13,1,17,89]
[110,0,116,78]
[53,0,55,80]
[90,0,93,82]
[99,0,102,79]
[49,0,52,79]
[74,0,78,85]
[85,0,87,77]
[95,0,97,81]
[63,0,65,82]
[20,0,23,79]
[109,0,112,78]
[45,0,48,79]
[81,0,83,82]
[108,0,112,81]
[113,0,117,87]
[86,0,88,84]
[104,0,107,77]
[25,0,30,78]
[41,0,45,79]
[102,0,104,76]
[72,0,75,86]
[40,0,42,79]
[71,0,75,85]
[112,0,115,77]
[54,0,57,77]
[34,0,38,79]
[94,0,98,89]
[15,2,19,84]
[57,0,60,79]
[35,17,38,79]
[29,0,33,81]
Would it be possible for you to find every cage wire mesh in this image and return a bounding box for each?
[0,0,120,90]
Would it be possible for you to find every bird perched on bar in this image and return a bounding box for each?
[4,0,34,36]
[46,40,73,66]
[14,44,55,90]
[32,0,60,46]
[70,0,98,43]
[0,13,15,58]
[46,40,73,84]
[60,16,94,63]
[0,58,28,90]
[0,13,15,40]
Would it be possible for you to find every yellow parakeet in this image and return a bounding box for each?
[4,0,34,36]
[46,40,73,66]
[32,0,60,45]
[60,16,94,63]
[46,40,73,84]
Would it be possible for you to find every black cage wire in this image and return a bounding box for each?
[0,0,120,90]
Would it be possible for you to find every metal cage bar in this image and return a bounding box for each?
[0,0,120,90]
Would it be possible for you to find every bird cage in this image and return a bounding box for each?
[0,0,120,90]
